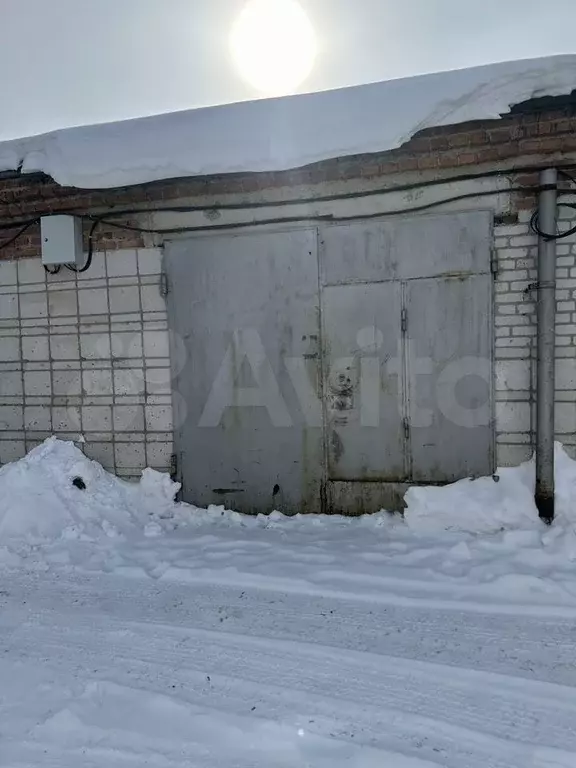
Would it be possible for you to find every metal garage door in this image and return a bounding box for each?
[321,281,406,482]
[406,274,493,483]
[165,228,323,514]
[165,210,493,514]
[319,210,493,511]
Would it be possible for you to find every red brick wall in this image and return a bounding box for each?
[1,107,576,259]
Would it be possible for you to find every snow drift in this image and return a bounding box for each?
[1,55,575,189]
[0,437,181,544]
[0,437,576,552]
[404,443,576,536]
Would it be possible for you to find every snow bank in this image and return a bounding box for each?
[0,437,180,545]
[404,443,576,536]
[1,55,575,189]
[0,437,361,550]
[2,436,576,561]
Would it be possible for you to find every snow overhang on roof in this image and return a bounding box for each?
[1,55,575,190]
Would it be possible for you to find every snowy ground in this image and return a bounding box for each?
[1,439,576,767]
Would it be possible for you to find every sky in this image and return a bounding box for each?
[1,0,575,141]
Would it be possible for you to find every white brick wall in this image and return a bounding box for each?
[494,198,576,466]
[0,248,173,478]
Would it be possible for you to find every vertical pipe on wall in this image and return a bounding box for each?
[535,168,558,524]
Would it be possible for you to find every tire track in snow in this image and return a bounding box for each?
[4,573,576,686]
[158,567,576,619]
[3,573,576,767]
[7,608,576,768]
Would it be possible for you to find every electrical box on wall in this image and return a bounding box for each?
[41,216,84,267]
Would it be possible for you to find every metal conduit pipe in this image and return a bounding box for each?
[535,168,558,524]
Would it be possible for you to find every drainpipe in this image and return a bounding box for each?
[535,168,558,524]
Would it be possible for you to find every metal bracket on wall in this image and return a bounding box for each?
[169,453,179,481]
[490,248,499,275]
[159,271,170,297]
[401,308,408,334]
[523,281,544,297]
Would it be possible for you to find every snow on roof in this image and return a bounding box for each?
[1,55,576,190]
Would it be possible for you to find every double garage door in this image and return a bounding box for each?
[165,211,493,514]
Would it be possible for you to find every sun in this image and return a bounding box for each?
[230,0,317,95]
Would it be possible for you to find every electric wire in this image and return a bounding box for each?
[1,163,575,257]
[529,168,576,240]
